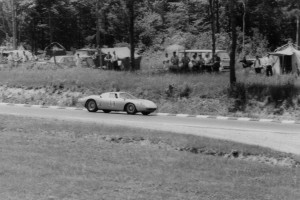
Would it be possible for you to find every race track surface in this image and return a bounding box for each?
[0,104,299,155]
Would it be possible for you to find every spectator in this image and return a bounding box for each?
[213,54,221,72]
[75,53,81,67]
[170,51,179,72]
[181,52,190,72]
[265,53,274,76]
[253,55,262,74]
[112,51,119,70]
[190,53,198,71]
[92,52,99,68]
[203,53,211,72]
[104,52,112,70]
[240,56,252,76]
[204,53,211,65]
[197,54,204,72]
[240,56,248,68]
[7,52,14,69]
[14,52,21,68]
[22,51,28,63]
[163,53,170,70]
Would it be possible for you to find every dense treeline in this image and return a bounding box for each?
[0,0,299,55]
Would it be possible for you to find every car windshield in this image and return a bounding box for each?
[119,93,137,99]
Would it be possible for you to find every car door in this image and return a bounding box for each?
[114,93,126,111]
[98,93,111,110]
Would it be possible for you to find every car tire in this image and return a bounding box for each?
[125,103,137,115]
[103,110,111,113]
[141,112,151,115]
[86,100,98,112]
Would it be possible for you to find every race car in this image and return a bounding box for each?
[78,92,157,115]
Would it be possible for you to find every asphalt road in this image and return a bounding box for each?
[0,104,299,155]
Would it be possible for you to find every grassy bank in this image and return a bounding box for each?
[0,66,299,119]
[0,115,299,199]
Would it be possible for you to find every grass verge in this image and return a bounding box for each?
[0,66,299,119]
[0,114,299,200]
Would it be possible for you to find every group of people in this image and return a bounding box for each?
[74,51,123,70]
[240,53,274,77]
[6,51,36,68]
[104,51,122,70]
[163,51,221,73]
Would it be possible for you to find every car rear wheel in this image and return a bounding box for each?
[125,103,137,115]
[103,110,111,113]
[86,100,98,112]
[141,112,151,115]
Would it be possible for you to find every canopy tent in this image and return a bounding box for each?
[75,47,142,70]
[44,42,67,57]
[269,43,300,75]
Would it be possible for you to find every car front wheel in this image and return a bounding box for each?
[86,100,98,112]
[125,103,137,115]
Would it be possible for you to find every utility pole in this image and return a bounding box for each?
[12,0,17,49]
[96,0,102,67]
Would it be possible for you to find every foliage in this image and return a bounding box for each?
[0,0,299,57]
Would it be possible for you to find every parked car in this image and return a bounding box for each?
[178,49,230,71]
[78,92,157,115]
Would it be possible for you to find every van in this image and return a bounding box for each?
[178,49,230,71]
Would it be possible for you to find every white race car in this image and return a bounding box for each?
[78,92,157,115]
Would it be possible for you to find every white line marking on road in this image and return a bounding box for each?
[196,115,209,118]
[216,116,229,120]
[176,114,190,117]
[156,113,171,116]
[281,120,296,124]
[237,117,251,121]
[259,119,274,122]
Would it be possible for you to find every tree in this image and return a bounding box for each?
[229,0,237,84]
[127,0,135,71]
[208,0,216,62]
[281,0,300,47]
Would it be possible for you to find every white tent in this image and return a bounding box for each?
[269,43,300,75]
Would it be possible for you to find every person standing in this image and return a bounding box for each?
[75,53,81,67]
[253,55,262,74]
[22,51,28,63]
[197,54,204,72]
[163,53,170,71]
[104,52,112,70]
[112,51,119,70]
[13,52,21,68]
[170,51,179,72]
[203,53,211,72]
[190,53,198,72]
[265,53,273,76]
[7,52,14,69]
[181,52,190,72]
[213,54,221,72]
[92,52,99,68]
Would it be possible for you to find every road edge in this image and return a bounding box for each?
[0,102,299,125]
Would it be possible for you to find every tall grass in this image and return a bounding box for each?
[0,66,299,118]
